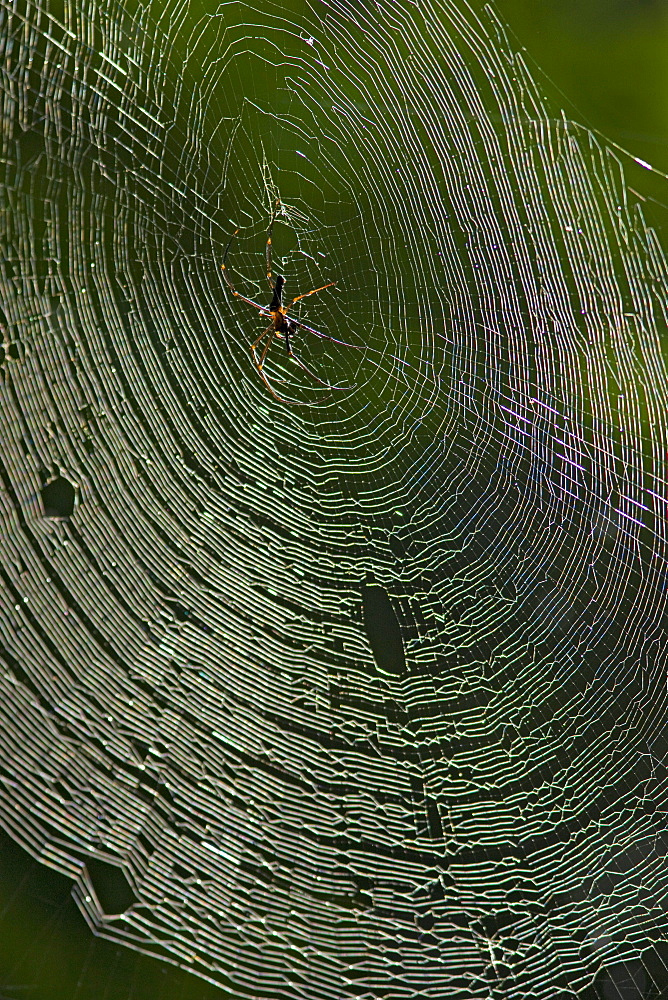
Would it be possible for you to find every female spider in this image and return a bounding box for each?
[221,204,357,403]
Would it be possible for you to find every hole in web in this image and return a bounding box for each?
[0,828,226,1000]
[85,858,138,916]
[40,477,75,518]
[362,581,406,675]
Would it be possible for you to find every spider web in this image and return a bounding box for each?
[0,827,224,1000]
[1,0,668,997]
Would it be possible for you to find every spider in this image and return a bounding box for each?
[221,202,357,403]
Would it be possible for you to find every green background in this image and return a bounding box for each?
[2,0,667,997]
[495,0,668,220]
[497,0,668,172]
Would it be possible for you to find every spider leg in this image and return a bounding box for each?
[226,287,272,314]
[258,370,312,406]
[289,316,362,351]
[252,328,312,406]
[222,270,271,317]
[222,229,273,314]
[283,321,354,392]
[258,327,277,369]
[249,318,341,399]
[266,197,281,290]
[288,281,336,307]
[287,350,351,391]
[250,323,275,368]
[221,229,241,294]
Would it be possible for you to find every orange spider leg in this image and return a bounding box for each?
[288,281,336,307]
[250,323,276,370]
[221,230,272,314]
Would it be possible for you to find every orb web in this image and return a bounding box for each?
[1,0,668,997]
